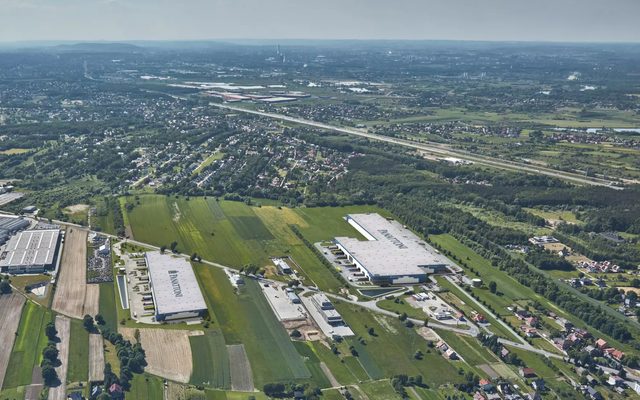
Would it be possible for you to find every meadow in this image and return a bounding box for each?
[127,373,164,400]
[334,301,464,387]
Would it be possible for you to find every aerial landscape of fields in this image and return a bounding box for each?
[1,2,640,399]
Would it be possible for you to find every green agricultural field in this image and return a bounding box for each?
[3,302,53,389]
[99,282,118,332]
[342,357,370,382]
[124,195,272,268]
[292,205,385,243]
[334,301,463,387]
[67,318,90,383]
[205,390,269,400]
[195,266,310,387]
[123,195,380,293]
[126,373,164,400]
[292,342,332,389]
[190,331,231,389]
[308,341,363,385]
[358,380,400,399]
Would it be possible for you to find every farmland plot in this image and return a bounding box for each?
[48,315,70,400]
[0,294,25,389]
[227,345,254,392]
[120,327,198,383]
[88,334,105,382]
[52,229,93,319]
[189,331,230,389]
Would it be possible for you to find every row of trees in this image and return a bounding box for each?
[83,314,147,393]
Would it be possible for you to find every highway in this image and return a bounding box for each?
[211,103,625,189]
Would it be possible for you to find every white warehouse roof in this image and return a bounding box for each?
[0,229,60,269]
[145,252,207,316]
[335,213,450,278]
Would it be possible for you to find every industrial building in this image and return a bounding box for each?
[310,293,343,325]
[0,229,61,274]
[334,213,450,285]
[0,216,30,245]
[145,252,208,321]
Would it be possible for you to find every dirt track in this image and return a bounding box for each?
[52,229,97,319]
[0,293,25,388]
[88,334,105,382]
[48,315,70,400]
[120,327,198,383]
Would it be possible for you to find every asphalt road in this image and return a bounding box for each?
[212,103,625,189]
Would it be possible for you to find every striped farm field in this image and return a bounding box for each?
[190,331,231,389]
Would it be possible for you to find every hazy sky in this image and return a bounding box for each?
[0,0,639,43]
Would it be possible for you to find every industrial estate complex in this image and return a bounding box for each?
[0,228,61,274]
[145,251,208,321]
[334,213,451,285]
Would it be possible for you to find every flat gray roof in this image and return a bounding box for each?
[0,229,60,268]
[335,213,450,278]
[145,252,207,316]
[0,216,30,233]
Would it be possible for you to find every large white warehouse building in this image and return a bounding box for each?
[145,252,208,321]
[334,213,450,285]
[0,229,61,274]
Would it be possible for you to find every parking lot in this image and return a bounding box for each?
[261,282,306,321]
[407,292,468,327]
[114,242,156,323]
[315,242,376,287]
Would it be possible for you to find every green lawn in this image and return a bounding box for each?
[67,318,89,383]
[190,331,231,389]
[195,266,310,387]
[126,373,164,400]
[3,301,53,389]
[376,298,428,321]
